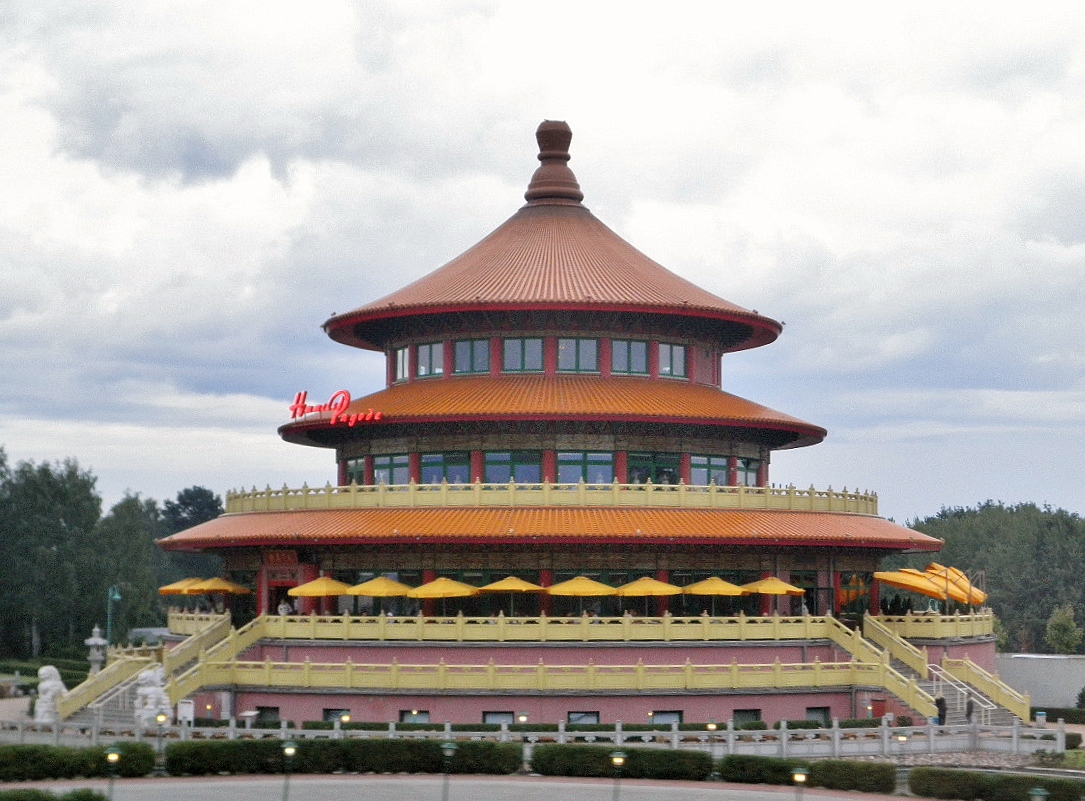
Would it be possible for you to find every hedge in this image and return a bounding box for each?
[0,744,153,782]
[718,755,808,785]
[529,744,711,781]
[164,737,520,777]
[910,767,1085,801]
[718,754,893,793]
[0,791,107,801]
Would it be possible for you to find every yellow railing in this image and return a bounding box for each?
[165,655,929,701]
[942,657,1030,721]
[864,614,929,679]
[168,617,268,703]
[162,613,232,674]
[226,480,878,515]
[824,615,886,665]
[176,612,840,643]
[877,612,994,640]
[56,657,153,720]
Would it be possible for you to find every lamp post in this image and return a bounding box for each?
[105,585,122,645]
[154,712,168,776]
[792,765,808,801]
[281,740,297,801]
[105,746,120,801]
[706,721,719,779]
[609,750,627,801]
[441,741,458,801]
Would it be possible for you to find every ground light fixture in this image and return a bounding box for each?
[105,746,121,801]
[441,741,458,801]
[154,712,169,776]
[792,765,808,801]
[610,750,627,801]
[281,740,297,801]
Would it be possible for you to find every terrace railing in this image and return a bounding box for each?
[877,612,994,640]
[225,480,878,515]
[863,614,929,679]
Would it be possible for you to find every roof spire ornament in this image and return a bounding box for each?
[524,120,584,204]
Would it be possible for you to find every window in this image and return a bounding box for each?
[557,338,599,373]
[394,347,409,381]
[400,709,429,723]
[658,343,687,378]
[344,457,365,485]
[373,454,409,485]
[567,711,599,724]
[420,452,470,484]
[732,708,762,726]
[690,455,729,486]
[454,339,490,374]
[611,339,648,375]
[557,452,614,484]
[417,342,443,377]
[502,338,543,372]
[736,458,760,486]
[323,708,351,722]
[806,707,831,726]
[648,710,683,725]
[255,706,280,722]
[627,453,680,485]
[484,451,541,484]
[483,711,515,725]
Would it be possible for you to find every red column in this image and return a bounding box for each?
[648,341,659,379]
[757,459,768,487]
[337,459,348,487]
[422,569,436,617]
[296,563,318,615]
[599,338,612,377]
[490,337,502,376]
[408,453,421,484]
[539,569,553,616]
[363,455,374,486]
[760,570,772,616]
[614,451,628,483]
[543,337,557,375]
[443,340,454,379]
[542,450,556,483]
[832,571,843,617]
[869,577,880,617]
[256,567,269,615]
[656,569,670,616]
[728,456,738,487]
[470,451,484,483]
[679,453,691,484]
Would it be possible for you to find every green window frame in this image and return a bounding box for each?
[344,457,365,485]
[417,342,443,377]
[690,455,729,486]
[420,452,470,484]
[453,339,490,374]
[393,347,409,382]
[502,338,544,372]
[627,452,680,485]
[611,339,648,375]
[373,454,409,485]
[484,450,542,484]
[736,458,760,486]
[557,451,614,484]
[557,338,599,373]
[658,342,687,378]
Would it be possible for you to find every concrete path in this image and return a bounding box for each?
[11,774,899,801]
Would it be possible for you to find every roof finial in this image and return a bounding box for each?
[524,120,584,204]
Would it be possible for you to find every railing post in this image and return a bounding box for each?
[779,719,788,758]
[558,720,566,744]
[831,718,840,758]
[615,719,623,746]
[671,721,679,749]
[726,719,735,755]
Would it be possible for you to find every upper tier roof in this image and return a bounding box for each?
[324,121,782,353]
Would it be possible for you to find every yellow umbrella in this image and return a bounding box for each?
[287,576,353,597]
[545,576,617,596]
[874,570,948,601]
[406,577,480,599]
[187,577,251,595]
[616,577,682,596]
[347,576,414,597]
[682,577,748,596]
[925,563,987,605]
[479,576,545,615]
[158,578,206,596]
[740,577,805,597]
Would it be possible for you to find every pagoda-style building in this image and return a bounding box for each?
[145,121,1007,729]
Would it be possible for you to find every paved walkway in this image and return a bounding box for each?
[9,774,900,801]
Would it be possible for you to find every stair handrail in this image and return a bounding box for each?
[56,656,154,720]
[162,612,232,675]
[863,614,929,679]
[824,615,884,664]
[939,657,1030,722]
[166,615,268,703]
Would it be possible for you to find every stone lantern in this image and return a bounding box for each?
[85,625,108,675]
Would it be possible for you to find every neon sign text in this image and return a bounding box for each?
[289,391,383,427]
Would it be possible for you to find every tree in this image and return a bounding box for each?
[157,486,224,583]
[1045,604,1083,655]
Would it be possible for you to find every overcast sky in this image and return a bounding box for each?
[1,2,1083,523]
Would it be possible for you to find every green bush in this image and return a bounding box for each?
[1032,707,1085,724]
[736,720,768,730]
[810,759,895,793]
[717,755,807,785]
[529,744,708,781]
[0,791,64,801]
[772,720,821,730]
[0,743,151,782]
[1067,732,1083,750]
[838,717,882,728]
[909,767,1085,801]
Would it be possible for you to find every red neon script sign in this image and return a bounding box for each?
[289,391,382,427]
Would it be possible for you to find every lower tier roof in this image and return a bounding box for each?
[158,507,941,553]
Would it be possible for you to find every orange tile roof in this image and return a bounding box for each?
[158,507,941,553]
[279,375,826,448]
[324,122,781,353]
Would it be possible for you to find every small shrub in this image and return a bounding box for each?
[717,754,806,785]
[530,744,708,781]
[810,759,894,793]
[1066,732,1082,750]
[909,767,1085,801]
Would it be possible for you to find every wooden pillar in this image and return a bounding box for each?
[408,453,421,484]
[728,456,738,487]
[470,451,484,483]
[679,453,691,485]
[363,455,374,486]
[541,450,556,483]
[337,458,348,487]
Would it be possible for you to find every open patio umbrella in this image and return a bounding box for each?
[873,570,948,601]
[407,577,480,616]
[186,577,251,595]
[681,576,748,615]
[740,577,805,596]
[479,576,545,615]
[158,578,206,596]
[545,575,616,615]
[287,576,353,597]
[347,576,414,597]
[616,576,683,616]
